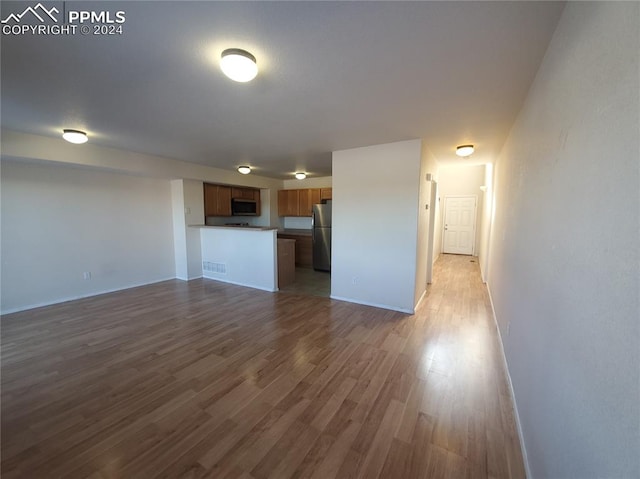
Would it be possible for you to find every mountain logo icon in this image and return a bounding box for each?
[1,3,59,24]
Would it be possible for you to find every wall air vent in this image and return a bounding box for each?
[203,261,226,274]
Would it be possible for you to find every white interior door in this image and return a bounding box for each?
[443,195,477,255]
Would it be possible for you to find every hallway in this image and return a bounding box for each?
[1,254,524,478]
[415,254,525,478]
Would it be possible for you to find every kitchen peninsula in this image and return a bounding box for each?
[277,229,312,268]
[194,225,278,292]
[191,182,331,295]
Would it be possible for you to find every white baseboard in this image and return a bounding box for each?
[1,276,176,315]
[486,284,532,479]
[175,274,204,281]
[414,289,427,311]
[330,295,414,314]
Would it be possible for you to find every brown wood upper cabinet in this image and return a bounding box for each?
[278,188,327,217]
[205,184,260,217]
[278,189,300,217]
[299,188,321,217]
[231,187,258,200]
[320,188,332,200]
[204,183,232,217]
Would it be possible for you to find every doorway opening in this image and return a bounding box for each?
[279,267,331,297]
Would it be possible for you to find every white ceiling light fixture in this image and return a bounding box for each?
[237,165,251,175]
[220,48,258,83]
[295,172,307,180]
[62,129,88,144]
[456,144,474,157]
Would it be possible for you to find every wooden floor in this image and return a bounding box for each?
[1,254,525,479]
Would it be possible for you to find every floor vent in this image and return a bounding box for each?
[203,261,226,274]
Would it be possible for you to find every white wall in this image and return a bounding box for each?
[282,176,332,189]
[438,164,485,256]
[183,179,204,279]
[431,181,442,265]
[199,227,277,292]
[3,129,283,244]
[1,130,284,191]
[259,189,278,228]
[171,179,204,280]
[283,217,312,230]
[331,140,422,313]
[171,180,189,280]
[487,3,639,477]
[1,160,175,313]
[415,143,439,303]
[478,163,494,282]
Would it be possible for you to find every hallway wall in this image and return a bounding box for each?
[487,3,639,478]
[332,140,422,313]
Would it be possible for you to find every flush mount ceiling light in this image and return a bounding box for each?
[237,166,251,175]
[295,172,307,180]
[220,48,258,82]
[62,129,88,144]
[456,144,474,157]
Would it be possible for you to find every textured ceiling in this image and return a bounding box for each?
[0,1,565,179]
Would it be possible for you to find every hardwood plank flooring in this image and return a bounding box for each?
[1,254,525,478]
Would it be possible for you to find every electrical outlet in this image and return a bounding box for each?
[507,321,511,336]
[83,272,91,280]
[352,276,358,285]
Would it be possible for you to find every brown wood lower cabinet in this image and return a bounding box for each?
[277,239,296,288]
[277,233,313,268]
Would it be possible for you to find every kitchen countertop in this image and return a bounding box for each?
[278,229,312,236]
[191,225,277,231]
[191,225,311,234]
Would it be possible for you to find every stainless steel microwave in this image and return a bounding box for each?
[231,198,258,216]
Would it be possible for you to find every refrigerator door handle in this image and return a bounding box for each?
[311,212,315,243]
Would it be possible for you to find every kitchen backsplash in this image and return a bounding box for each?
[283,217,312,230]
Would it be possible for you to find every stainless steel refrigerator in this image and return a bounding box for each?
[312,201,331,272]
